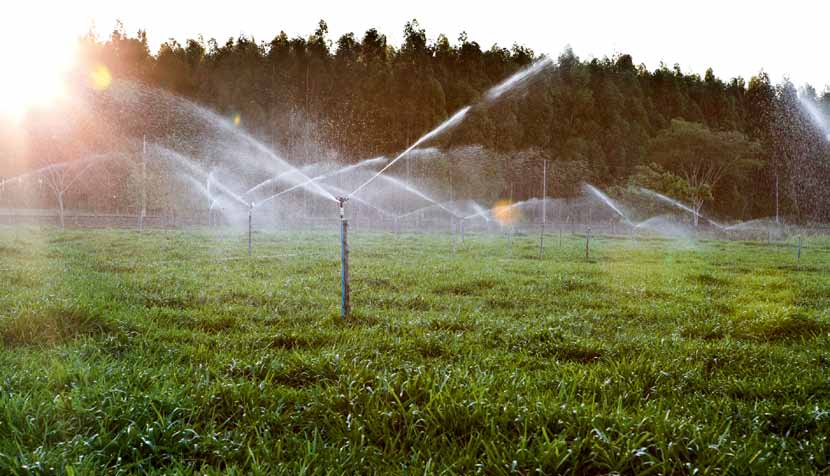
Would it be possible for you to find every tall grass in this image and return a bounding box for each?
[0,227,828,474]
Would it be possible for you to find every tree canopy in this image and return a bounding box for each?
[1,20,829,222]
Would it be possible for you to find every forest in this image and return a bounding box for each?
[2,20,829,222]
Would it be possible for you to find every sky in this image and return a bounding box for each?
[1,0,828,95]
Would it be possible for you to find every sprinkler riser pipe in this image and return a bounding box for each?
[797,236,802,261]
[140,135,147,232]
[451,217,456,256]
[337,197,351,319]
[248,204,253,257]
[540,160,547,260]
[340,218,350,319]
[585,228,591,260]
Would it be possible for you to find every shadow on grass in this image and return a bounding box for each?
[682,313,830,343]
[1,304,114,348]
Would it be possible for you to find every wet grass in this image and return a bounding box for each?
[1,303,115,348]
[0,226,829,474]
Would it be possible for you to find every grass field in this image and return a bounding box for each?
[1,227,829,475]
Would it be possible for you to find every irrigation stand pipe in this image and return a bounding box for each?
[585,227,591,260]
[797,235,802,263]
[451,216,457,256]
[539,159,547,260]
[338,197,351,319]
[248,202,253,257]
[140,135,147,232]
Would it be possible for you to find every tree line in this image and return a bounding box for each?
[3,20,830,223]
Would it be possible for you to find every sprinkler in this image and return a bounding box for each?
[337,196,351,319]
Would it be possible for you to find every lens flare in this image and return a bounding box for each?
[493,199,520,225]
[233,113,241,126]
[90,65,112,91]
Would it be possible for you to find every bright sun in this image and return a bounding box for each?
[0,14,78,120]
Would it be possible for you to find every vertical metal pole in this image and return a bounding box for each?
[339,198,350,319]
[207,174,212,228]
[140,135,147,232]
[797,235,802,262]
[451,216,456,256]
[539,159,547,260]
[248,203,253,257]
[509,183,514,254]
[585,227,591,260]
[14,177,21,228]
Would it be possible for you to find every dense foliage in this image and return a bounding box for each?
[2,20,829,221]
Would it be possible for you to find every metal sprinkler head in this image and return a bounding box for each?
[336,196,349,219]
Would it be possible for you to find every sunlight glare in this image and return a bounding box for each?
[493,199,520,225]
[0,9,78,120]
[90,65,112,90]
